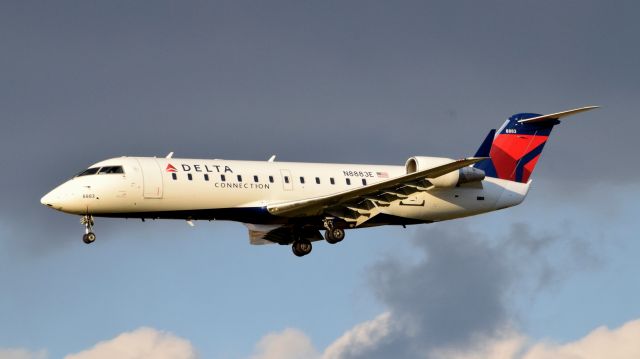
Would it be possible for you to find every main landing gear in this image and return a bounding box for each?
[323,219,345,245]
[324,228,345,244]
[290,219,347,257]
[81,215,96,244]
[292,239,312,257]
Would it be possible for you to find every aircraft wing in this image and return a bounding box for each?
[267,157,485,227]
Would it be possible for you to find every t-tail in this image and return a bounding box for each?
[474,106,599,183]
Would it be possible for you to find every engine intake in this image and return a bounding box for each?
[405,156,485,188]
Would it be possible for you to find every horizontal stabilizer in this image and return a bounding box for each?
[518,106,599,124]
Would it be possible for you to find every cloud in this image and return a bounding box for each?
[248,328,320,359]
[431,319,640,359]
[247,318,640,359]
[64,327,197,359]
[323,313,394,359]
[317,222,600,358]
[521,319,640,359]
[0,349,47,359]
[6,318,640,359]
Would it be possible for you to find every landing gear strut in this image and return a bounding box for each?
[323,219,345,244]
[81,215,96,244]
[292,239,312,257]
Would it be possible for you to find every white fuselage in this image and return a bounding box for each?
[41,156,530,228]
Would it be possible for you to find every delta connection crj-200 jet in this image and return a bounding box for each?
[41,106,597,257]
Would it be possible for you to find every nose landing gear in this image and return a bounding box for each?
[81,215,96,244]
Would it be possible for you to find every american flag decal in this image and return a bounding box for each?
[376,171,389,178]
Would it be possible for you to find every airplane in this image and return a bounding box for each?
[40,106,598,257]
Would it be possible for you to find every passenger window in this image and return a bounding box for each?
[284,176,290,184]
[330,178,335,185]
[204,174,209,181]
[269,176,274,183]
[300,177,305,184]
[253,175,259,183]
[221,174,226,182]
[237,175,243,182]
[346,178,351,185]
[362,179,367,185]
[172,173,177,180]
[187,173,193,181]
[315,177,320,184]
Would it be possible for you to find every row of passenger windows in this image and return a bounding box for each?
[171,173,368,186]
[76,166,125,177]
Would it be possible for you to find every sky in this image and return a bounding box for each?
[1,1,639,358]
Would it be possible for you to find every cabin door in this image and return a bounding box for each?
[137,158,164,198]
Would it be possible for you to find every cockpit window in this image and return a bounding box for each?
[98,166,124,174]
[75,166,124,177]
[76,167,100,177]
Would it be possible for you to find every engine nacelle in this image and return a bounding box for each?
[405,156,485,188]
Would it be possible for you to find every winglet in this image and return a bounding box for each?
[518,106,599,124]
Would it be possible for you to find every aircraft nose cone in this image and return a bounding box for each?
[40,191,55,207]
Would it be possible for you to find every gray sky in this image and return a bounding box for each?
[1,1,639,358]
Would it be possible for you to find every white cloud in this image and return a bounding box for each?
[0,349,47,359]
[247,316,640,359]
[64,327,197,359]
[323,312,394,359]
[249,328,320,359]
[520,319,640,359]
[422,319,640,359]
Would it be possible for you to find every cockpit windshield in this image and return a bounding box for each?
[98,166,124,174]
[76,167,100,177]
[75,166,124,177]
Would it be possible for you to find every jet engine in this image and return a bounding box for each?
[405,156,485,188]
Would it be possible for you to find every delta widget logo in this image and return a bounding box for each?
[166,164,177,173]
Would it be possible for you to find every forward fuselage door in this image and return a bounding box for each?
[280,169,293,191]
[136,158,163,198]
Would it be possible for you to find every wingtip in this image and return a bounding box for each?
[463,157,490,164]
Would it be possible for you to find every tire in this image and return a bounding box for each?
[292,239,312,257]
[83,232,96,244]
[331,228,345,242]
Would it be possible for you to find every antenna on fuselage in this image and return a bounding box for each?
[268,155,276,162]
[166,152,174,159]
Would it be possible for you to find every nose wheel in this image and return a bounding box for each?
[80,215,96,244]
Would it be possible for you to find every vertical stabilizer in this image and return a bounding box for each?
[474,106,598,183]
